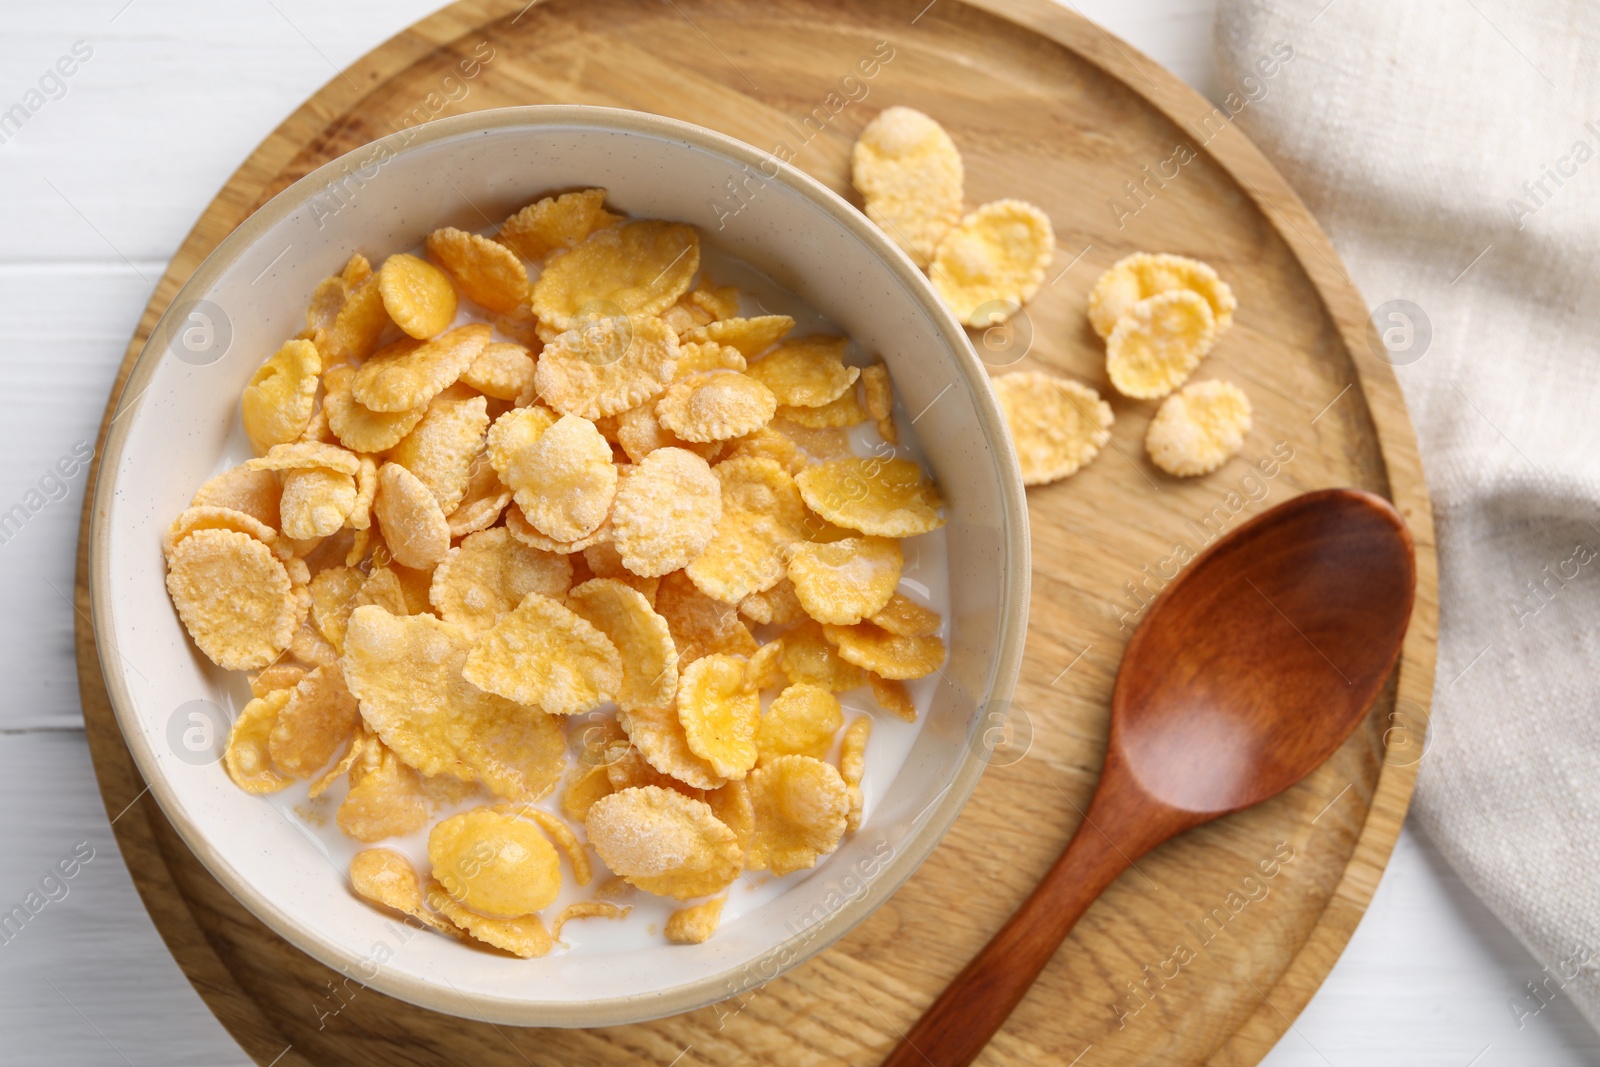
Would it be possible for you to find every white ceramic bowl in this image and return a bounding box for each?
[90,106,1029,1026]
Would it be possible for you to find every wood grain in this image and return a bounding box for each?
[72,0,1439,1064]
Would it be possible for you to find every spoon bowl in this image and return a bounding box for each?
[1113,487,1415,816]
[882,488,1416,1067]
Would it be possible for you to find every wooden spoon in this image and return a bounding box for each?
[882,488,1416,1067]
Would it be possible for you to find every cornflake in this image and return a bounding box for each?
[929,199,1054,326]
[656,371,776,442]
[425,880,553,958]
[619,703,725,791]
[796,458,945,537]
[387,385,490,514]
[1145,379,1252,476]
[870,593,942,637]
[426,227,529,314]
[840,716,871,831]
[352,323,490,413]
[430,807,562,918]
[166,529,297,670]
[824,621,945,680]
[665,897,725,945]
[496,187,619,261]
[686,314,794,357]
[611,448,721,577]
[566,578,679,712]
[757,684,843,762]
[686,457,806,603]
[349,849,460,938]
[531,220,699,330]
[429,527,572,633]
[746,336,858,408]
[463,593,622,715]
[377,252,458,339]
[373,463,450,569]
[1088,252,1236,338]
[852,106,964,268]
[786,536,902,625]
[1105,289,1217,399]
[224,690,292,793]
[677,653,759,780]
[870,672,917,722]
[992,371,1113,486]
[534,314,680,419]
[585,786,741,900]
[745,755,849,876]
[241,339,320,453]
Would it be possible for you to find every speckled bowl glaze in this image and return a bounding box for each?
[89,106,1029,1026]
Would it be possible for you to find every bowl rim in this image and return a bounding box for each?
[88,103,1031,1026]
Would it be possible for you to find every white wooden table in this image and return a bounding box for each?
[3,2,1596,1064]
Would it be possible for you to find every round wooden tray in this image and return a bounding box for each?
[75,0,1438,1063]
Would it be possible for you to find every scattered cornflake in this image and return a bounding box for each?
[852,106,964,268]
[425,226,529,314]
[241,339,321,454]
[787,536,902,625]
[745,755,849,876]
[992,371,1114,486]
[929,199,1054,326]
[722,425,808,475]
[795,457,945,537]
[776,388,869,429]
[1145,379,1252,477]
[377,252,458,339]
[585,786,742,900]
[249,662,307,699]
[665,897,725,944]
[656,571,760,666]
[1087,252,1236,338]
[507,413,616,542]
[165,528,297,670]
[1105,289,1217,399]
[326,274,392,363]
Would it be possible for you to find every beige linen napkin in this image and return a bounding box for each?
[1214,0,1600,1029]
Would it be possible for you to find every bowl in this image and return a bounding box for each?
[89,105,1029,1026]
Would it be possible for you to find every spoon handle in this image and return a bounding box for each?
[880,799,1158,1067]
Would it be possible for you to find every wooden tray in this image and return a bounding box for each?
[74,1,1438,1063]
